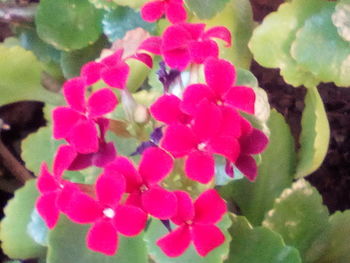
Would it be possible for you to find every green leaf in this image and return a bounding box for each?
[36,0,103,51]
[0,180,46,259]
[89,0,119,10]
[291,4,350,87]
[215,156,244,186]
[21,127,64,175]
[27,209,49,246]
[185,0,230,20]
[60,37,107,79]
[47,216,147,263]
[306,210,350,263]
[191,0,254,69]
[332,0,350,42]
[263,179,329,259]
[226,214,301,263]
[220,110,295,225]
[144,214,231,263]
[295,86,330,178]
[102,7,156,42]
[249,0,330,87]
[112,0,148,9]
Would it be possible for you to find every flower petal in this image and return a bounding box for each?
[101,50,123,67]
[37,163,58,193]
[63,77,86,112]
[188,40,219,64]
[194,189,226,224]
[92,142,117,167]
[101,64,130,89]
[156,225,191,257]
[88,88,118,118]
[139,36,162,55]
[36,192,59,229]
[105,157,142,192]
[52,107,82,139]
[203,26,232,46]
[161,124,197,157]
[162,24,192,51]
[182,23,206,39]
[53,145,77,177]
[87,220,118,256]
[129,53,153,68]
[209,136,240,162]
[204,58,235,97]
[236,155,258,181]
[240,128,269,155]
[114,205,147,236]
[150,94,184,125]
[163,48,191,70]
[141,0,165,22]
[165,2,187,24]
[181,84,215,115]
[192,224,225,257]
[80,61,103,85]
[142,186,177,219]
[139,147,173,185]
[185,151,215,184]
[171,190,194,225]
[224,86,255,114]
[69,119,99,154]
[65,192,101,224]
[219,106,242,138]
[96,171,126,208]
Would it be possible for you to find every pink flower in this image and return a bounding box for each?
[36,145,78,228]
[161,99,241,184]
[141,0,187,24]
[64,170,147,255]
[157,189,226,257]
[105,147,177,219]
[181,57,256,115]
[140,23,231,69]
[53,77,118,154]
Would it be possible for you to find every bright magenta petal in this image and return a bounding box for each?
[69,120,99,154]
[101,50,124,67]
[157,225,191,257]
[165,2,187,24]
[52,107,82,139]
[63,77,86,112]
[209,136,240,162]
[203,26,232,46]
[96,172,126,208]
[164,48,191,70]
[65,192,101,224]
[240,128,269,155]
[189,40,218,64]
[219,106,242,138]
[88,88,118,118]
[181,84,215,115]
[142,186,177,219]
[81,61,103,86]
[101,64,130,89]
[161,124,197,157]
[182,23,206,39]
[57,182,80,213]
[185,151,214,184]
[87,220,118,256]
[171,190,194,225]
[92,142,117,167]
[162,24,192,51]
[141,0,165,22]
[106,157,142,192]
[194,189,226,224]
[236,155,258,181]
[150,94,184,125]
[139,37,162,55]
[204,58,236,97]
[192,224,225,257]
[192,100,222,142]
[37,163,58,193]
[139,147,173,185]
[114,205,147,236]
[36,192,59,229]
[224,86,255,114]
[129,53,153,68]
[53,145,76,177]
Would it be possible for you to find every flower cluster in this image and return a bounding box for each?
[35,0,268,259]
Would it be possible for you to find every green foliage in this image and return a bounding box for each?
[89,0,119,10]
[21,127,64,175]
[47,216,148,263]
[144,214,231,263]
[27,210,49,246]
[102,7,156,42]
[226,215,301,263]
[36,0,103,51]
[263,179,329,260]
[112,0,148,9]
[332,0,350,42]
[0,180,46,259]
[185,0,230,19]
[295,86,330,178]
[220,110,295,225]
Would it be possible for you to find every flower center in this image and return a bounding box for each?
[140,184,149,192]
[103,208,115,218]
[198,142,206,151]
[185,220,193,225]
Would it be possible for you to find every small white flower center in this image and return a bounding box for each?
[103,208,115,218]
[198,143,206,151]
